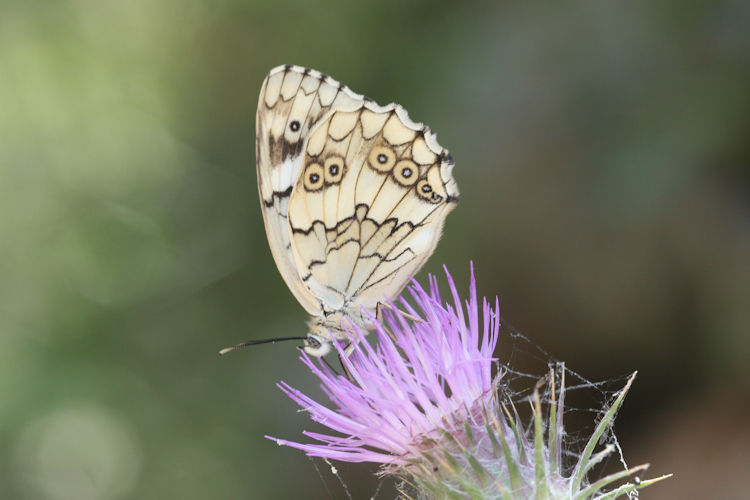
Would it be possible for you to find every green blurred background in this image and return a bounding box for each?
[2,1,749,499]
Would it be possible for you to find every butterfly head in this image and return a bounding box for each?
[303,315,360,357]
[302,333,331,357]
[302,318,336,357]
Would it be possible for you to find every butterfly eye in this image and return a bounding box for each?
[306,335,321,349]
[416,179,443,203]
[393,160,418,187]
[367,146,395,173]
[289,120,301,132]
[303,163,325,191]
[324,156,345,184]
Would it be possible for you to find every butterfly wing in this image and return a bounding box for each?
[256,65,365,314]
[287,104,458,314]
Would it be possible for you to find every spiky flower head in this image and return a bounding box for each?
[268,265,669,499]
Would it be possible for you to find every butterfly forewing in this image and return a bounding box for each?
[256,65,367,314]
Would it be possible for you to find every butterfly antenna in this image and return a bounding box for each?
[219,336,307,356]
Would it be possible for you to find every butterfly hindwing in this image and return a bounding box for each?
[287,104,458,313]
[256,65,366,314]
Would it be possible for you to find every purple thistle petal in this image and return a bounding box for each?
[267,264,501,465]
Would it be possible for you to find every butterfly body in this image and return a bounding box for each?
[256,65,458,356]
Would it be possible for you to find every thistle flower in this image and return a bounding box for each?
[268,265,670,499]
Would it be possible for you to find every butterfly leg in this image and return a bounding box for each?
[337,351,355,381]
[338,333,358,381]
[377,301,422,323]
[375,303,399,344]
[343,341,358,357]
[319,354,342,377]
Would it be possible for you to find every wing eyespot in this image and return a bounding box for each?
[304,163,325,191]
[324,156,345,185]
[393,160,418,187]
[416,179,442,204]
[290,120,301,132]
[368,146,396,173]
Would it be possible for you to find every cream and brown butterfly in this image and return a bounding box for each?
[224,64,458,357]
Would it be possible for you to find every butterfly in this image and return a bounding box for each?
[249,64,458,357]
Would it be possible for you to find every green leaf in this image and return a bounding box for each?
[573,463,648,500]
[594,473,673,500]
[494,418,521,493]
[571,372,636,492]
[533,387,548,500]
